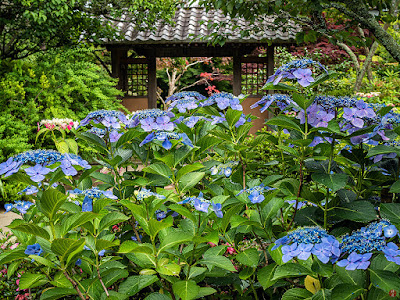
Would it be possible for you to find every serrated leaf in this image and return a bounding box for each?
[199,255,236,272]
[19,272,48,289]
[172,280,200,300]
[119,275,158,296]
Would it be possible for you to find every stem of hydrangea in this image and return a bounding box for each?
[325,138,336,229]
[96,254,109,297]
[287,159,304,231]
[250,276,259,300]
[63,271,86,300]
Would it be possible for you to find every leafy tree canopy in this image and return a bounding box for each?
[197,0,400,63]
[0,0,177,60]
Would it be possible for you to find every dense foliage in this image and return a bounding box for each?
[0,47,124,203]
[1,58,400,299]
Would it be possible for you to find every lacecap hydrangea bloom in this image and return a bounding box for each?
[135,188,166,201]
[204,92,243,111]
[179,192,223,218]
[237,184,275,204]
[0,150,90,182]
[210,161,239,177]
[272,227,341,264]
[166,91,206,103]
[68,188,117,212]
[336,220,399,270]
[267,59,327,87]
[5,201,34,214]
[78,110,127,128]
[139,131,193,149]
[128,109,175,130]
[251,94,293,113]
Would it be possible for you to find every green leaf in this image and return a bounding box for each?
[380,203,400,226]
[144,293,171,300]
[366,145,400,158]
[65,138,78,154]
[98,212,129,232]
[118,241,139,253]
[311,258,333,277]
[331,284,364,300]
[199,255,236,272]
[262,81,297,92]
[156,262,181,276]
[172,280,200,300]
[148,218,173,240]
[334,201,377,223]
[8,223,50,240]
[258,263,277,289]
[39,288,77,300]
[292,93,312,110]
[226,109,243,128]
[236,248,259,268]
[178,172,205,193]
[168,204,196,223]
[266,116,302,132]
[90,172,115,186]
[116,129,141,148]
[336,267,366,287]
[369,269,400,293]
[55,140,69,153]
[142,163,173,180]
[102,269,129,287]
[272,263,312,280]
[390,179,400,193]
[195,287,217,298]
[76,132,107,152]
[61,212,97,235]
[371,254,400,272]
[0,249,27,265]
[311,289,332,300]
[37,188,67,221]
[51,238,85,267]
[282,288,313,300]
[118,275,159,296]
[311,173,348,192]
[158,230,193,253]
[176,163,204,181]
[19,272,48,289]
[307,71,338,89]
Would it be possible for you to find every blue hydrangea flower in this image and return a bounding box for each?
[168,97,199,113]
[336,252,372,270]
[0,157,22,177]
[237,184,275,204]
[109,130,123,142]
[79,110,126,128]
[166,91,206,103]
[194,197,210,213]
[18,185,39,195]
[4,201,34,214]
[25,164,54,182]
[272,227,340,264]
[267,59,327,86]
[251,94,293,113]
[82,196,93,212]
[69,188,117,212]
[25,243,43,257]
[204,92,242,111]
[75,258,82,266]
[383,242,400,265]
[87,127,106,138]
[210,161,238,177]
[211,201,223,218]
[98,249,106,256]
[135,188,166,201]
[128,109,175,128]
[139,131,193,149]
[384,225,398,238]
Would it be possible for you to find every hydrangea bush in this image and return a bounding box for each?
[2,58,400,299]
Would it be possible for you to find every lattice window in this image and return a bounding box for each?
[125,63,148,96]
[241,62,268,95]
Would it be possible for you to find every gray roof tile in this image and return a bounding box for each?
[105,7,300,45]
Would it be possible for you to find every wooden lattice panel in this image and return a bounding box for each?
[241,62,268,95]
[126,63,148,96]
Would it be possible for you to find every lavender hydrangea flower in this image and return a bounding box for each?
[25,164,53,182]
[0,157,22,177]
[384,225,398,238]
[139,131,193,149]
[166,91,206,103]
[211,201,223,218]
[293,68,315,87]
[128,109,175,128]
[109,130,123,142]
[237,184,275,204]
[140,117,155,132]
[336,252,372,270]
[383,242,400,264]
[79,110,126,128]
[155,116,175,131]
[4,201,34,214]
[251,94,293,113]
[282,243,300,263]
[101,115,121,129]
[194,198,210,213]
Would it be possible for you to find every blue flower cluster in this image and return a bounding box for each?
[0,150,91,182]
[25,243,43,261]
[128,109,175,131]
[211,112,250,128]
[315,95,358,110]
[168,97,200,113]
[5,201,34,214]
[210,161,238,177]
[205,92,242,111]
[179,192,223,218]
[139,131,193,149]
[87,127,106,138]
[177,116,213,128]
[69,188,117,212]
[237,184,275,204]
[272,227,341,264]
[135,188,166,201]
[337,220,398,270]
[166,91,206,103]
[267,59,327,87]
[251,94,293,113]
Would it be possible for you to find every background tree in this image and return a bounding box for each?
[0,0,177,60]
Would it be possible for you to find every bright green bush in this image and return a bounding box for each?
[0,47,124,203]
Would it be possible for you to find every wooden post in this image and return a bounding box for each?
[110,49,127,91]
[148,55,157,108]
[267,45,275,78]
[233,49,242,96]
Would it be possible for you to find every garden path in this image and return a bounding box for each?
[0,210,20,233]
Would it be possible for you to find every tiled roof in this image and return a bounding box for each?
[105,7,300,45]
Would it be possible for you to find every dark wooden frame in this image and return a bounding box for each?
[108,42,278,108]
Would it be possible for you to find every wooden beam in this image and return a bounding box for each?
[148,55,157,108]
[267,45,275,77]
[233,49,242,96]
[111,49,127,91]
